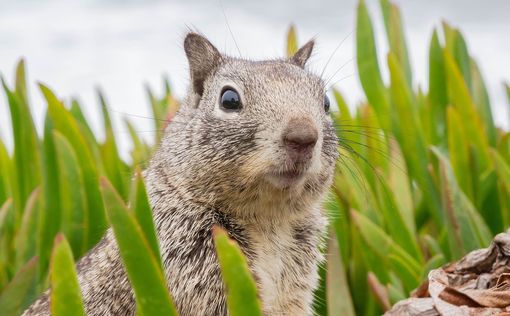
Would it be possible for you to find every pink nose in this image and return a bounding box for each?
[282,118,318,161]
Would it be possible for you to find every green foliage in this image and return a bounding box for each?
[0,257,38,316]
[0,0,509,315]
[50,234,85,316]
[286,24,299,57]
[213,226,262,316]
[101,177,177,316]
[129,169,162,261]
[0,63,174,312]
[356,0,390,125]
[324,0,510,313]
[326,228,355,316]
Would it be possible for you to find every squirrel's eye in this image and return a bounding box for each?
[220,88,242,111]
[324,95,330,113]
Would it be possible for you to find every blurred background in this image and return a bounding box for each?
[1,0,509,159]
[1,2,510,314]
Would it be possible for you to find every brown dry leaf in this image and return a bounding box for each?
[385,229,510,316]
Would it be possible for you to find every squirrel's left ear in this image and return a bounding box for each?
[184,32,222,97]
[290,39,315,68]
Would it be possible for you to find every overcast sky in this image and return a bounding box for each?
[0,0,509,158]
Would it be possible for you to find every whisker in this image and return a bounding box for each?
[219,0,242,57]
[338,139,407,176]
[319,29,354,79]
[324,58,354,87]
[338,141,387,193]
[336,129,397,145]
[107,107,169,123]
[114,130,163,134]
[332,123,390,133]
[337,152,371,200]
[326,73,355,91]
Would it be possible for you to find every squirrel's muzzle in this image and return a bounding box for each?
[282,118,318,163]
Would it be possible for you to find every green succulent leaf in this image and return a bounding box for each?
[50,234,85,316]
[0,256,38,316]
[100,178,177,316]
[213,226,262,316]
[286,24,299,57]
[40,84,107,249]
[356,0,390,124]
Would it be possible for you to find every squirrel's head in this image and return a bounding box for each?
[153,33,338,215]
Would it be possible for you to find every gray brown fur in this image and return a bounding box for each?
[23,33,338,316]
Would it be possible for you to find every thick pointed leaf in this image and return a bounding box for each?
[0,199,13,244]
[125,119,151,167]
[129,169,161,262]
[145,84,172,141]
[98,90,127,198]
[351,210,421,291]
[213,226,262,316]
[490,150,510,228]
[388,53,443,226]
[50,234,85,316]
[326,228,355,316]
[14,188,41,269]
[375,176,422,262]
[386,254,420,292]
[2,72,41,217]
[428,29,448,144]
[478,168,502,234]
[0,199,16,287]
[327,189,350,270]
[332,89,352,123]
[356,0,390,123]
[0,257,38,316]
[433,148,492,258]
[334,149,380,223]
[471,59,496,146]
[361,105,388,174]
[100,178,177,316]
[39,84,107,248]
[443,50,490,171]
[53,132,88,257]
[443,23,472,93]
[312,259,327,315]
[387,141,414,232]
[447,106,473,200]
[380,0,412,86]
[39,114,62,276]
[69,100,103,169]
[0,139,12,206]
[14,59,28,104]
[286,24,298,57]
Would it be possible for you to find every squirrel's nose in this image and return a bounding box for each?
[283,118,318,160]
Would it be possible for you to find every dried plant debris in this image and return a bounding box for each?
[385,230,510,316]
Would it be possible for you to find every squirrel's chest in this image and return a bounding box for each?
[246,221,323,315]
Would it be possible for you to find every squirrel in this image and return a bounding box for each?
[23,32,339,316]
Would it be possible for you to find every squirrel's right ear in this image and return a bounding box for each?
[290,39,315,68]
[184,33,222,97]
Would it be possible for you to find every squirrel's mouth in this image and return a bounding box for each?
[265,169,306,189]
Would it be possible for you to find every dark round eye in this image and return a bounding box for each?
[220,88,242,111]
[324,95,330,112]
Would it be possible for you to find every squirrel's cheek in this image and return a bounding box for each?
[237,151,274,179]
